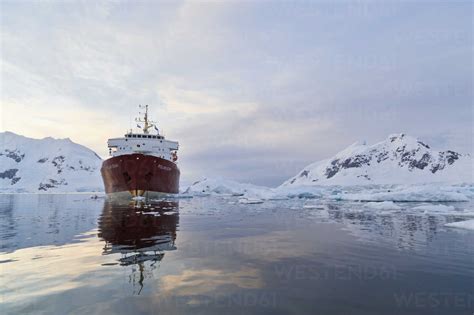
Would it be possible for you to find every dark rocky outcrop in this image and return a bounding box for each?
[0,169,21,185]
[0,150,24,163]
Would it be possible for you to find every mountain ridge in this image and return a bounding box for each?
[1,131,472,193]
[0,131,103,192]
[281,133,472,186]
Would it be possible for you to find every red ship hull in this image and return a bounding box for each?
[101,154,180,197]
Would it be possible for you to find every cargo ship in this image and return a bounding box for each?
[101,105,180,198]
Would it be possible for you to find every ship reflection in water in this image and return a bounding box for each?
[98,199,179,294]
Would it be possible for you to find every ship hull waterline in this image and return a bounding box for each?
[101,154,180,199]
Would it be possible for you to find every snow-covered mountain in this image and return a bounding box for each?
[0,132,103,192]
[2,131,472,194]
[282,133,472,187]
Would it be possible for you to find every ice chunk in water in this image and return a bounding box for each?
[445,219,474,231]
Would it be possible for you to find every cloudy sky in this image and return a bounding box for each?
[1,1,472,186]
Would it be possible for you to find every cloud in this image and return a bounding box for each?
[1,1,472,186]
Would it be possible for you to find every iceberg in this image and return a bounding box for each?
[181,177,473,208]
[182,177,273,199]
[445,219,474,231]
[333,184,470,202]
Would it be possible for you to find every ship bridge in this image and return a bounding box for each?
[106,105,179,162]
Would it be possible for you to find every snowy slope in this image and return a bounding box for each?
[282,133,472,187]
[0,132,103,192]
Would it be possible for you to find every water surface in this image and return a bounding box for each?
[0,194,473,314]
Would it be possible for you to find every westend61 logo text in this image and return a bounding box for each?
[394,292,473,310]
[274,263,398,281]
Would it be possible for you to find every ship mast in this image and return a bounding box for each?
[135,105,156,134]
[143,105,150,133]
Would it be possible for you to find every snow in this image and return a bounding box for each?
[445,219,474,231]
[281,133,472,187]
[0,132,103,192]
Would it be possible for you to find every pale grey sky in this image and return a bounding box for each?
[1,1,472,186]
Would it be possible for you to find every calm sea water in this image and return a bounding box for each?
[0,194,473,315]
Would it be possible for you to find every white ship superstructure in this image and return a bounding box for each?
[106,105,179,162]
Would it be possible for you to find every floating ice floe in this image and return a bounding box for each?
[302,205,320,209]
[412,204,455,212]
[143,212,161,217]
[183,177,272,199]
[166,193,194,199]
[163,211,178,215]
[445,219,474,231]
[271,183,471,203]
[182,178,473,209]
[302,202,326,209]
[238,198,264,204]
[266,195,289,200]
[365,201,401,210]
[334,184,470,202]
